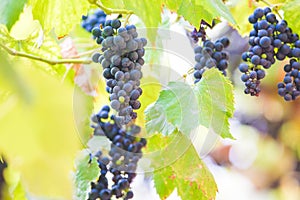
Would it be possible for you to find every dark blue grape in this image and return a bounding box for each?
[279,44,291,55]
[111,19,121,29]
[239,63,249,72]
[254,8,264,19]
[292,48,300,57]
[258,30,268,37]
[99,189,112,200]
[275,23,286,33]
[248,15,257,24]
[251,55,261,65]
[273,39,282,48]
[259,36,271,48]
[284,64,292,72]
[257,70,265,79]
[266,13,276,23]
[295,40,300,48]
[258,20,269,29]
[253,45,263,55]
[284,76,292,84]
[241,74,250,82]
[284,94,292,101]
[249,71,257,79]
[278,88,285,96]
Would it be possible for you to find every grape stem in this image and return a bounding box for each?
[94,0,134,15]
[187,67,194,75]
[124,13,132,26]
[70,49,100,58]
[0,43,92,65]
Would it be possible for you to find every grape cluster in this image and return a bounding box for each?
[190,27,205,44]
[193,38,230,83]
[91,19,147,125]
[239,7,300,100]
[277,59,300,100]
[190,20,215,43]
[88,105,147,200]
[81,9,107,32]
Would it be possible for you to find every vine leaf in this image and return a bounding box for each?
[164,0,236,27]
[195,68,234,139]
[101,0,235,43]
[147,131,217,200]
[165,0,236,26]
[0,0,27,30]
[28,0,89,37]
[282,0,300,34]
[145,68,234,139]
[145,82,198,136]
[74,151,99,200]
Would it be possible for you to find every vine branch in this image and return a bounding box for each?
[0,43,92,65]
[94,0,133,15]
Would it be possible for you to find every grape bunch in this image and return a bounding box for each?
[190,28,204,44]
[239,7,300,100]
[81,9,106,32]
[277,59,300,100]
[91,19,147,125]
[190,20,215,43]
[88,105,147,200]
[193,38,230,83]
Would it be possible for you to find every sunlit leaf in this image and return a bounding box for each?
[145,69,234,138]
[282,0,300,34]
[145,82,198,136]
[74,151,99,200]
[147,131,217,200]
[194,68,234,138]
[0,0,27,30]
[28,0,89,37]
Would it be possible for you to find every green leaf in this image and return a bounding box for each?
[101,0,235,42]
[74,151,99,200]
[282,0,300,34]
[145,82,199,136]
[145,68,234,138]
[28,0,89,36]
[196,0,236,25]
[165,0,236,26]
[0,0,27,30]
[147,131,217,200]
[195,68,234,138]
